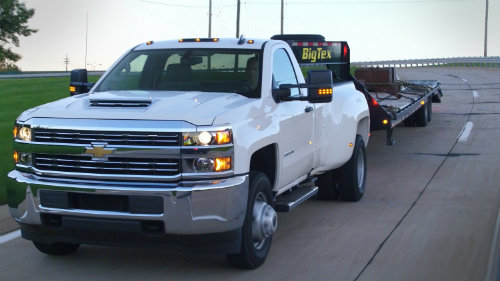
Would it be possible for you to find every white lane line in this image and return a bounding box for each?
[462,78,468,83]
[473,91,479,98]
[486,208,500,281]
[0,229,21,245]
[458,122,474,142]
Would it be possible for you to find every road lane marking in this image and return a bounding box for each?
[486,208,500,281]
[473,91,479,98]
[0,229,21,245]
[462,78,468,82]
[458,122,474,142]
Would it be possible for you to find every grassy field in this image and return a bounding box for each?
[0,76,99,205]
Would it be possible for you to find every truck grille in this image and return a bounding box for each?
[33,129,181,147]
[33,154,180,177]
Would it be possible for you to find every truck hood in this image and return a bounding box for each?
[18,90,254,126]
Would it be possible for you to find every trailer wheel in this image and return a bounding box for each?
[415,100,429,127]
[404,115,416,127]
[33,241,80,255]
[317,170,340,200]
[339,135,367,202]
[226,172,275,269]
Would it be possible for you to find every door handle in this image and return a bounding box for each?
[305,106,314,113]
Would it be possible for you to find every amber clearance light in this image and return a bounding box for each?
[13,151,19,163]
[215,157,231,172]
[318,88,333,95]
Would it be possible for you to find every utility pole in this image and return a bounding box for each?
[64,55,70,72]
[208,0,212,37]
[280,0,284,34]
[236,0,241,38]
[85,12,88,69]
[484,0,488,57]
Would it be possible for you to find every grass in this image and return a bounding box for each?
[0,76,99,205]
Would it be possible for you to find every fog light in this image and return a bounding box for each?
[19,152,32,165]
[194,158,214,172]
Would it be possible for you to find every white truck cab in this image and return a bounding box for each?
[8,35,369,268]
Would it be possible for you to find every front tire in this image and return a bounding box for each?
[339,135,367,202]
[33,241,80,255]
[226,172,276,269]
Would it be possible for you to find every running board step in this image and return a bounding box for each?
[274,186,318,212]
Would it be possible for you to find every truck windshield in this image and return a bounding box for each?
[95,49,262,98]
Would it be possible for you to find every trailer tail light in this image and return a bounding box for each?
[372,99,379,106]
[343,45,348,58]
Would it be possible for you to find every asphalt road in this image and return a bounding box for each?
[0,67,498,281]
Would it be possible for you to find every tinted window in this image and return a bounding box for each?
[96,49,261,98]
[272,48,299,96]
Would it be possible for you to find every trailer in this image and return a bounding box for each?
[271,34,443,145]
[353,67,443,145]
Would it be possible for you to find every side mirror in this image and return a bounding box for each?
[307,69,333,103]
[272,87,291,103]
[69,69,95,95]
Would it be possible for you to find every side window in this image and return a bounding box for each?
[272,48,299,96]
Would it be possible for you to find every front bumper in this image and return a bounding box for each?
[7,170,248,251]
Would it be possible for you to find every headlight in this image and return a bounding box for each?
[14,125,31,142]
[183,129,232,146]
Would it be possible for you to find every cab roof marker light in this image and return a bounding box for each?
[179,38,184,42]
[195,38,201,42]
[212,38,219,42]
[146,41,154,45]
[247,40,254,44]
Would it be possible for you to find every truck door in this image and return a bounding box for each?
[272,48,314,189]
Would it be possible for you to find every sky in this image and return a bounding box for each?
[11,0,500,71]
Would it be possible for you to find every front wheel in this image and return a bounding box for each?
[226,172,277,269]
[339,135,367,202]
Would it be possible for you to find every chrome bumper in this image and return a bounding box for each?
[7,170,248,235]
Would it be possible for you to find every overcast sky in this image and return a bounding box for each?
[13,0,500,71]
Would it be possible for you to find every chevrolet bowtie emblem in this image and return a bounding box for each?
[85,143,115,159]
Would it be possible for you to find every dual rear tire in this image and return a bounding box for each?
[317,135,367,202]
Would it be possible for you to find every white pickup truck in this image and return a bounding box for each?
[7,34,369,268]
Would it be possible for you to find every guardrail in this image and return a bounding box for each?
[0,71,105,79]
[352,57,500,68]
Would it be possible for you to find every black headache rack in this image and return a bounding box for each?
[271,34,351,81]
[272,34,443,145]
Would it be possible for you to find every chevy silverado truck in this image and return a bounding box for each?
[8,34,369,268]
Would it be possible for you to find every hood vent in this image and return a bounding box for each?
[89,99,152,107]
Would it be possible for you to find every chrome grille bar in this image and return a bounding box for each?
[33,154,180,176]
[33,129,181,146]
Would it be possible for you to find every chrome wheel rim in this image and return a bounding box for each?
[251,192,277,250]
